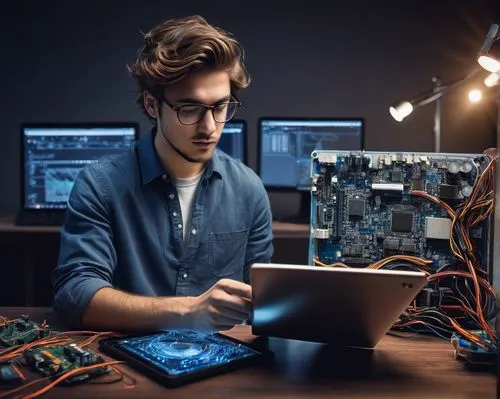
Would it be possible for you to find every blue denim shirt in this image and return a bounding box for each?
[52,130,274,327]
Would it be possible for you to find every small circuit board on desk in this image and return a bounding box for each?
[0,361,26,385]
[451,331,496,368]
[23,342,110,384]
[0,315,51,347]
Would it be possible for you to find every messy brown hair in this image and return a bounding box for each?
[128,15,250,122]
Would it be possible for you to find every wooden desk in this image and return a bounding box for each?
[0,216,61,234]
[272,221,309,239]
[0,307,495,399]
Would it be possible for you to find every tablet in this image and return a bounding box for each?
[99,330,266,387]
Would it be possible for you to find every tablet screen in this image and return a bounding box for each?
[111,330,261,376]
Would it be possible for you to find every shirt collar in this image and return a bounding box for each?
[137,128,224,185]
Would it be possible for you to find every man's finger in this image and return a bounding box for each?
[217,279,252,300]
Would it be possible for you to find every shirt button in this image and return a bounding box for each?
[182,273,188,279]
[162,174,167,180]
[169,193,175,200]
[172,211,178,217]
[191,228,197,235]
[177,223,182,229]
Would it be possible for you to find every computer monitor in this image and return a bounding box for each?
[218,119,247,164]
[21,122,138,210]
[258,117,364,223]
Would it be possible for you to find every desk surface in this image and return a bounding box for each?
[0,215,310,238]
[0,307,495,399]
[0,216,62,234]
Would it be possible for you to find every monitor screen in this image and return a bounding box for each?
[218,119,246,163]
[22,123,138,210]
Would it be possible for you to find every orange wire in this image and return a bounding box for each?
[18,360,123,399]
[0,376,53,399]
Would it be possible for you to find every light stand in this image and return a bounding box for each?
[389,69,481,152]
[432,76,442,152]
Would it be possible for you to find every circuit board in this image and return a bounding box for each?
[0,315,52,347]
[308,150,492,275]
[451,331,496,367]
[23,343,109,384]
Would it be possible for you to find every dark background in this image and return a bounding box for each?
[1,0,499,219]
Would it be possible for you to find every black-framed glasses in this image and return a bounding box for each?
[161,96,241,125]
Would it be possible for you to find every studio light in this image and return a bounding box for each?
[484,72,500,87]
[477,24,500,73]
[468,89,482,103]
[388,74,476,152]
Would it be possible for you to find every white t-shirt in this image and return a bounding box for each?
[174,171,203,244]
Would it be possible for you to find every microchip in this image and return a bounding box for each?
[350,244,363,255]
[348,198,365,218]
[343,257,372,267]
[383,238,399,250]
[324,208,333,222]
[402,239,417,253]
[411,179,424,191]
[358,235,369,244]
[392,170,403,182]
[391,211,413,233]
[438,184,460,199]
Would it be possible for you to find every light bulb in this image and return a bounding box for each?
[389,101,413,122]
[468,89,482,103]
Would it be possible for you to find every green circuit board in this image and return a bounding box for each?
[23,343,109,384]
[0,315,51,347]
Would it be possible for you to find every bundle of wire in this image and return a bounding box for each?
[0,325,135,399]
[313,154,497,350]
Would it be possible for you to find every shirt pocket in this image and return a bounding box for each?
[208,228,249,277]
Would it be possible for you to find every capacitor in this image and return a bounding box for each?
[461,184,473,197]
[447,162,460,174]
[460,161,473,174]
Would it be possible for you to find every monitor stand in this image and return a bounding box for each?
[280,191,311,225]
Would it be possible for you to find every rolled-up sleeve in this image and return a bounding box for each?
[52,165,117,327]
[243,180,274,282]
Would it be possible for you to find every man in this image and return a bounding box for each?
[52,15,273,333]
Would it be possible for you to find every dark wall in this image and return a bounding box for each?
[1,0,499,219]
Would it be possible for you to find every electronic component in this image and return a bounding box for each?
[391,211,414,233]
[451,332,496,368]
[0,315,51,347]
[425,217,452,240]
[24,343,109,384]
[0,362,24,384]
[309,151,492,273]
[348,198,365,219]
[391,170,403,182]
[438,184,460,199]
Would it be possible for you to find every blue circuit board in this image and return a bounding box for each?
[451,331,496,366]
[308,151,492,273]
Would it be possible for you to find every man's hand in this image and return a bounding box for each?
[185,279,252,332]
